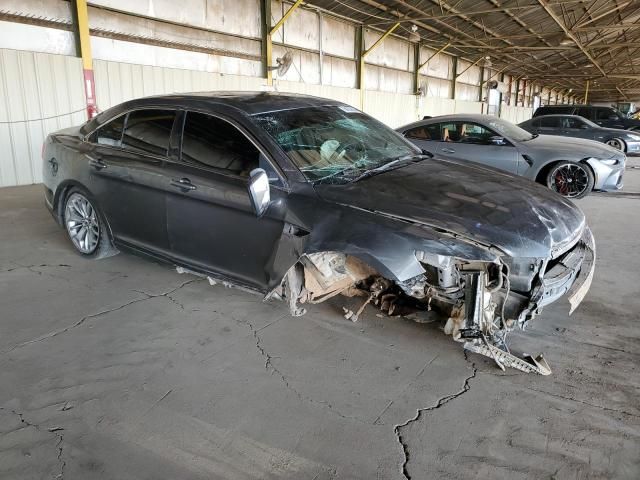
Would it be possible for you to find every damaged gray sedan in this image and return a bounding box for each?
[42,92,595,374]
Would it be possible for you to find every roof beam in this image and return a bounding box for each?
[536,0,607,76]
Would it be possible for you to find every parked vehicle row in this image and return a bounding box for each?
[517,114,640,154]
[398,114,625,199]
[532,104,640,131]
[42,92,597,373]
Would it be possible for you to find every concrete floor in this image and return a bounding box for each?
[1,160,639,480]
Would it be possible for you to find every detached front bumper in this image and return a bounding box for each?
[586,157,625,191]
[539,226,596,313]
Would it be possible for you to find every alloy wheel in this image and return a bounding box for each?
[65,192,100,254]
[549,164,590,198]
[606,138,624,151]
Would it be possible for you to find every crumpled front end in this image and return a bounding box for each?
[274,226,595,375]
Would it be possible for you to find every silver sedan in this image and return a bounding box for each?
[398,114,626,198]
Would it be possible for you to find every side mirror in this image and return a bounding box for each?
[580,124,590,129]
[489,136,506,146]
[248,168,271,217]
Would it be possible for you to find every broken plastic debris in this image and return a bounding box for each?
[463,340,552,375]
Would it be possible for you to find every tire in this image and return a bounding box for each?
[546,162,594,199]
[63,187,118,259]
[605,137,626,152]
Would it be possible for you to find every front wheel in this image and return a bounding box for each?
[546,162,594,199]
[63,188,117,258]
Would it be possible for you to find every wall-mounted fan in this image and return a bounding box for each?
[416,79,428,97]
[268,51,293,78]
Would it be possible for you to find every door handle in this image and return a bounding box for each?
[86,156,107,170]
[170,178,197,191]
[441,148,456,154]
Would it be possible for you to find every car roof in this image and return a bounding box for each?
[117,91,347,116]
[531,114,586,118]
[397,113,502,130]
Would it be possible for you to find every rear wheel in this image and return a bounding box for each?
[63,188,117,258]
[546,162,594,199]
[605,137,626,152]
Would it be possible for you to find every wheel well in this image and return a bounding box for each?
[535,160,595,185]
[53,181,115,241]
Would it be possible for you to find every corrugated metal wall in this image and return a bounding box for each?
[1,50,505,187]
[0,49,86,187]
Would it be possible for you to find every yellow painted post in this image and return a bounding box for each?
[74,0,97,118]
[584,80,590,103]
[359,22,400,109]
[266,0,303,86]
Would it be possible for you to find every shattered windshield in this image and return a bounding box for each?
[252,105,421,184]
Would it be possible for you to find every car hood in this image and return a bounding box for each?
[314,159,586,259]
[596,126,640,137]
[522,134,620,158]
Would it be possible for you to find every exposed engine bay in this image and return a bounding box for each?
[272,227,595,375]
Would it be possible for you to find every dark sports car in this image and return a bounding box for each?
[518,114,640,154]
[42,92,595,373]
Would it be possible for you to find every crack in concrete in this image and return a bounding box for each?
[393,353,477,479]
[5,263,72,273]
[523,385,640,418]
[1,279,202,356]
[1,407,66,479]
[234,314,364,424]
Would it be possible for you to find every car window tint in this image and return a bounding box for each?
[405,124,441,141]
[563,117,584,129]
[95,115,125,146]
[575,107,592,119]
[181,112,259,177]
[405,126,429,140]
[596,108,618,120]
[121,109,175,156]
[540,117,561,128]
[457,122,496,145]
[440,122,459,142]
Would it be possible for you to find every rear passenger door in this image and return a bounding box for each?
[537,116,562,136]
[87,108,177,254]
[164,110,287,290]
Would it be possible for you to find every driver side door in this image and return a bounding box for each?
[164,110,288,291]
[435,121,520,174]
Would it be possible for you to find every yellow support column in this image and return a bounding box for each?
[266,0,303,86]
[359,22,400,109]
[584,80,590,103]
[74,0,97,118]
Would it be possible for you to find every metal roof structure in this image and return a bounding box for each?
[308,0,640,102]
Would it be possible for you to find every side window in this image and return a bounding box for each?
[405,126,430,140]
[540,117,560,128]
[458,122,495,145]
[595,108,609,121]
[405,125,441,141]
[181,112,260,178]
[564,117,584,129]
[575,107,593,120]
[94,115,125,146]
[121,109,176,156]
[440,122,459,142]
